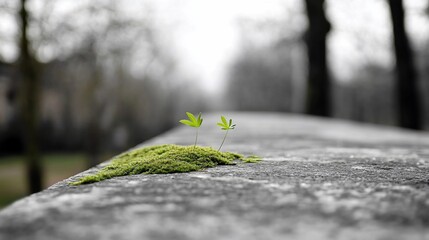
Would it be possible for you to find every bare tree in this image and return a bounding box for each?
[304,0,331,116]
[387,0,422,129]
[18,0,43,193]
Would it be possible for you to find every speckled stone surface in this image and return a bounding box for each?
[1,112,429,240]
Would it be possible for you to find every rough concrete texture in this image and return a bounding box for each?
[1,112,429,240]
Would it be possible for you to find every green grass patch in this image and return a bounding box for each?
[72,144,260,185]
[0,153,86,208]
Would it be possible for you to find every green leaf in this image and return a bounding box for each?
[221,116,227,125]
[180,112,203,147]
[180,112,204,128]
[197,112,203,126]
[186,112,197,124]
[217,116,236,131]
[179,119,195,127]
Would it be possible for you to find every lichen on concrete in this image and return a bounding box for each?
[71,144,259,185]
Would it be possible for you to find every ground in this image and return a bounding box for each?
[0,112,428,240]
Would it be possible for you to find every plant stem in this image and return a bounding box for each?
[218,129,229,151]
[194,127,199,148]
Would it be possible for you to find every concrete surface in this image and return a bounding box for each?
[1,112,429,240]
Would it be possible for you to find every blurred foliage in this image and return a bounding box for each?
[0,1,206,158]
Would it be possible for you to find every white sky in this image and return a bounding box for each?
[150,0,290,94]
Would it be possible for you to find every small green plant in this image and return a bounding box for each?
[179,112,203,147]
[217,116,236,151]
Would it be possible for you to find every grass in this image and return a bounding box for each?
[0,153,87,209]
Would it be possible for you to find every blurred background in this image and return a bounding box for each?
[0,0,428,207]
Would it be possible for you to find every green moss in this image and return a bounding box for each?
[71,144,260,185]
[242,155,262,163]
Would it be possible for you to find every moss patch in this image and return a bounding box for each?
[242,155,262,163]
[71,144,260,185]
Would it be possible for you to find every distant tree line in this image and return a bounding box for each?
[0,1,206,193]
[227,0,426,130]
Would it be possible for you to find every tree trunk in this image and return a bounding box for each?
[304,0,331,116]
[387,0,422,130]
[19,0,43,193]
[85,41,103,168]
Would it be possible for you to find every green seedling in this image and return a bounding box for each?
[217,116,236,151]
[179,112,203,147]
